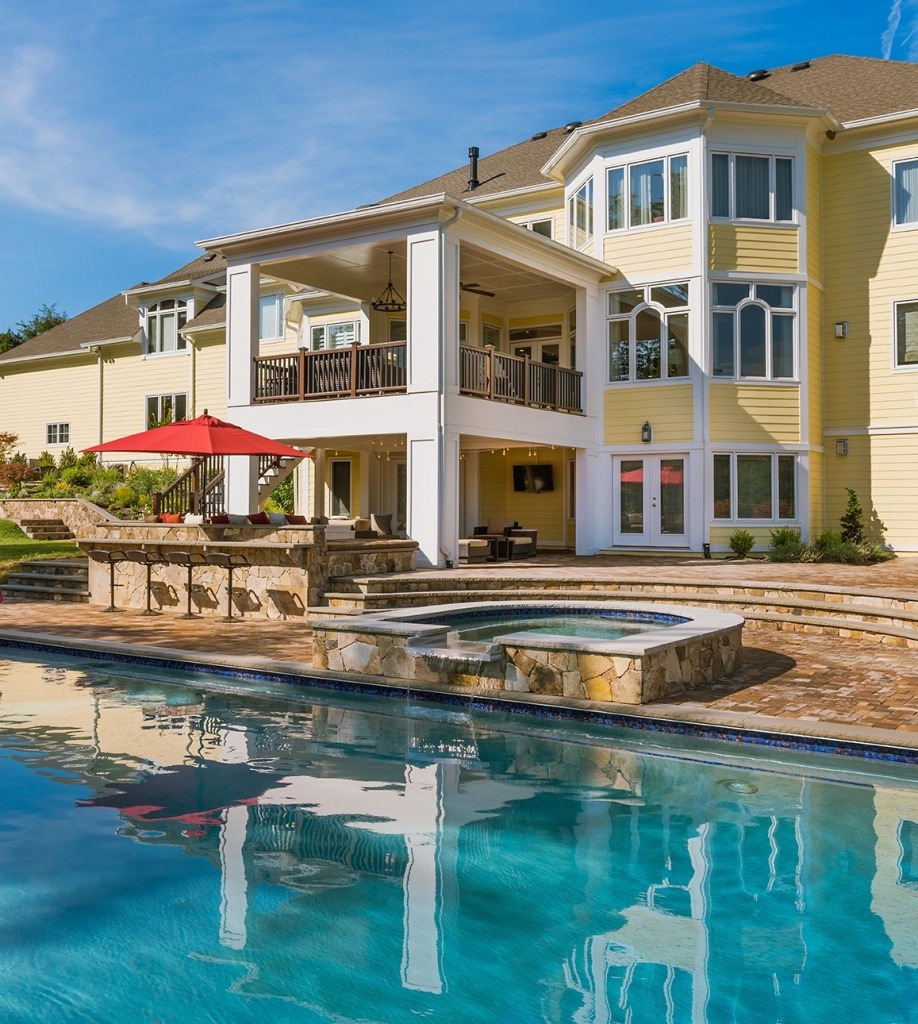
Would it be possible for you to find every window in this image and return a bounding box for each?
[607,283,690,383]
[519,217,553,238]
[894,159,918,226]
[310,320,361,350]
[567,178,594,249]
[146,393,187,428]
[328,459,352,517]
[713,453,796,520]
[711,153,794,222]
[608,154,688,231]
[482,323,502,348]
[896,300,918,367]
[388,319,407,343]
[459,321,469,344]
[712,282,795,379]
[259,293,284,341]
[145,299,188,353]
[46,422,69,446]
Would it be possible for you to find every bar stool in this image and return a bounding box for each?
[126,549,163,616]
[204,551,250,621]
[165,550,208,619]
[88,548,128,611]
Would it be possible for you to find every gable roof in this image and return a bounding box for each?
[182,291,226,332]
[0,293,139,364]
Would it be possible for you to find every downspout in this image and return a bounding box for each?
[91,346,104,448]
[438,203,463,566]
[700,106,716,551]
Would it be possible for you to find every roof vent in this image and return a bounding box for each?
[466,146,480,192]
[747,69,770,82]
[563,121,583,134]
[791,60,811,72]
[202,252,217,262]
[531,130,548,140]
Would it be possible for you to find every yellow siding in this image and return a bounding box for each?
[603,385,694,444]
[823,142,918,429]
[708,525,773,551]
[708,384,800,443]
[0,356,98,459]
[603,224,693,277]
[193,334,228,419]
[478,447,567,545]
[507,207,566,242]
[709,224,799,273]
[103,350,195,438]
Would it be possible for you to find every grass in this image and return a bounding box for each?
[0,518,81,581]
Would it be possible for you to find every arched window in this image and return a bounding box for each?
[712,283,795,379]
[607,283,690,383]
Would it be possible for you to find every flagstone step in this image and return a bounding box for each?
[15,518,76,541]
[1,558,90,603]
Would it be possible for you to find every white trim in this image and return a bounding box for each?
[824,425,918,436]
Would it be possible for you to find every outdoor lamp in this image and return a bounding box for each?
[641,421,652,443]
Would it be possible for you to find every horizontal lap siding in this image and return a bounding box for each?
[708,384,800,444]
[603,224,693,278]
[709,224,799,273]
[193,337,228,419]
[603,385,694,444]
[0,358,98,459]
[478,447,566,545]
[708,525,773,550]
[104,351,194,438]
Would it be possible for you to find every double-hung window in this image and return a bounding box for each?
[711,153,794,221]
[712,282,795,379]
[713,453,796,521]
[894,159,918,226]
[310,320,361,350]
[146,393,187,428]
[895,300,918,367]
[567,178,594,249]
[46,422,69,446]
[145,299,188,353]
[259,293,284,341]
[607,154,688,230]
[607,283,690,383]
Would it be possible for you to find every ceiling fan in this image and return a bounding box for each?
[460,281,496,297]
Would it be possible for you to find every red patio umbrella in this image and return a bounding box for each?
[619,464,684,485]
[83,410,310,458]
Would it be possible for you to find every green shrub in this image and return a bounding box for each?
[57,446,78,470]
[36,450,57,469]
[77,451,98,469]
[263,474,295,514]
[108,485,140,509]
[60,466,92,487]
[840,487,865,544]
[768,526,808,562]
[728,528,756,558]
[125,466,179,498]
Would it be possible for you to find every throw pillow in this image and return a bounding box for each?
[286,514,308,525]
[160,512,182,524]
[227,513,249,525]
[267,511,287,525]
[371,513,393,536]
[210,513,230,525]
[247,511,271,525]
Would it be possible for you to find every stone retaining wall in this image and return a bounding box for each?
[0,497,116,535]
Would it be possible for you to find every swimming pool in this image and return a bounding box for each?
[0,650,914,1023]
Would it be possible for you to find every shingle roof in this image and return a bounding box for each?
[147,252,227,286]
[182,291,226,332]
[0,294,138,363]
[760,55,918,124]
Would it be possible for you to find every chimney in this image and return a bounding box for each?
[467,146,480,191]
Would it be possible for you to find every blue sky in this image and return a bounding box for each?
[0,0,910,329]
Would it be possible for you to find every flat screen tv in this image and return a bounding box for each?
[513,464,554,493]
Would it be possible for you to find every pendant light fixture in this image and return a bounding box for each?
[371,250,407,313]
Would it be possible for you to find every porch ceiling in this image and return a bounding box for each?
[264,239,574,306]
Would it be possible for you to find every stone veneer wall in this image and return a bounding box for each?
[312,624,742,705]
[0,497,117,535]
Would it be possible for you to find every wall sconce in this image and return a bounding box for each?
[641,421,653,443]
[835,439,849,456]
[834,322,848,339]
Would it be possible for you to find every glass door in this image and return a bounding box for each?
[613,455,687,546]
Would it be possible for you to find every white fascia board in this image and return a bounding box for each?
[542,101,832,180]
[78,333,141,351]
[466,181,563,207]
[0,342,122,368]
[841,107,918,131]
[123,279,221,304]
[180,322,225,336]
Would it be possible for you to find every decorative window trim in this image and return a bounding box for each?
[712,451,797,522]
[144,299,188,355]
[606,153,689,232]
[711,281,797,381]
[145,392,188,428]
[259,292,285,342]
[46,422,70,446]
[710,152,795,223]
[606,282,690,384]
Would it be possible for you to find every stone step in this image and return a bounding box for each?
[8,559,88,577]
[0,582,89,602]
[15,518,76,540]
[5,570,88,585]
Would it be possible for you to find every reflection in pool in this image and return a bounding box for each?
[0,650,915,1023]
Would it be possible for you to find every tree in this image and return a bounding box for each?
[0,303,68,354]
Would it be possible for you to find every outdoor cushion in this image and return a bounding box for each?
[485,517,515,536]
[267,511,287,525]
[183,514,203,525]
[286,514,308,525]
[227,513,249,525]
[248,511,271,525]
[371,513,393,536]
[160,512,182,523]
[210,513,231,524]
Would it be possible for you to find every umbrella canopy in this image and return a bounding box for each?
[619,464,684,485]
[83,410,309,458]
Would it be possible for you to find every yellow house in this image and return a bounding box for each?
[3,55,918,557]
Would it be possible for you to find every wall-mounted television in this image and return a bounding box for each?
[513,464,554,493]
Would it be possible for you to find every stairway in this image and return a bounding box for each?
[1,558,89,603]
[257,456,299,505]
[316,572,918,648]
[16,518,75,541]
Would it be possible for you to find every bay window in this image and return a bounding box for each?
[608,154,688,231]
[567,178,594,249]
[713,452,796,521]
[607,283,690,383]
[711,153,794,222]
[712,282,796,379]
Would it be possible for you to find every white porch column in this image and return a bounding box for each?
[575,448,604,555]
[226,261,260,409]
[310,448,326,519]
[408,426,459,568]
[226,455,259,515]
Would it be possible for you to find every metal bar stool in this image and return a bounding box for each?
[88,549,128,612]
[125,550,164,616]
[164,550,208,619]
[204,551,250,621]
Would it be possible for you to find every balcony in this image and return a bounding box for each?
[252,342,583,414]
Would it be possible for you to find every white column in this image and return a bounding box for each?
[311,448,326,518]
[226,455,259,515]
[407,229,445,394]
[226,261,260,409]
[442,431,460,566]
[576,448,606,555]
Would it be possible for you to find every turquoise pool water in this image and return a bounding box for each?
[0,650,915,1023]
[414,609,679,643]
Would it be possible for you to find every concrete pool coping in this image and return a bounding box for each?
[0,625,916,762]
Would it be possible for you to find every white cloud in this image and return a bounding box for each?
[882,0,903,58]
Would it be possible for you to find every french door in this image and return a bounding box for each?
[613,455,688,546]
